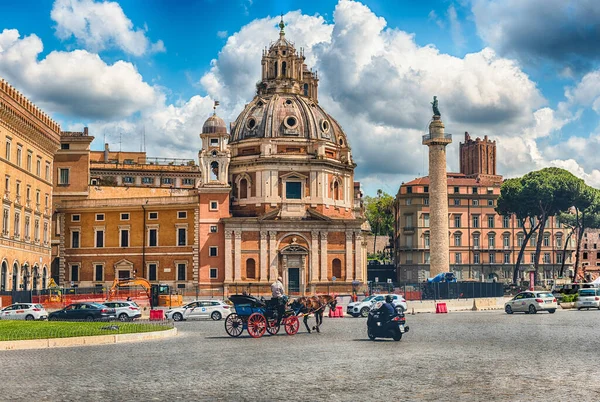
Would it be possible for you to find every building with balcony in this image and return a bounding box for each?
[394,132,575,284]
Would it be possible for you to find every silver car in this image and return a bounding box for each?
[165,300,231,321]
[1,303,48,320]
[103,301,143,321]
[575,288,600,310]
[505,291,557,314]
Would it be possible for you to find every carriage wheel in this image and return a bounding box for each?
[266,317,280,335]
[224,313,244,337]
[247,313,267,338]
[284,315,300,335]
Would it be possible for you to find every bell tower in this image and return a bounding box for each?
[198,102,230,186]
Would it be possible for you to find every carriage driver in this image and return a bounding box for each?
[271,276,286,324]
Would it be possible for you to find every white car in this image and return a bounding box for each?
[1,303,48,320]
[575,288,600,310]
[347,294,408,317]
[505,291,557,314]
[102,301,142,321]
[165,300,231,321]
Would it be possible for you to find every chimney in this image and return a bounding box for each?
[104,143,110,163]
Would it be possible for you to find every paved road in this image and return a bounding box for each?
[2,309,600,402]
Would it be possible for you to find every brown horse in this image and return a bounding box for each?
[291,295,337,333]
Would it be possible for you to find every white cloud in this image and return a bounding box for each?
[217,31,228,39]
[0,29,160,119]
[51,0,165,56]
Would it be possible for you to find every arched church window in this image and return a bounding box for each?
[332,258,342,280]
[246,258,256,279]
[240,178,248,199]
[274,62,278,78]
[303,83,309,97]
[333,181,340,201]
[281,61,287,77]
[210,161,219,181]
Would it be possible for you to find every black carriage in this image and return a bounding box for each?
[224,295,300,338]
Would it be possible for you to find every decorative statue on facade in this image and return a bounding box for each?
[431,96,440,117]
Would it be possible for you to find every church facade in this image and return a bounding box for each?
[198,20,368,295]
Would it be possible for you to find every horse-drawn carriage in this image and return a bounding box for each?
[224,295,300,338]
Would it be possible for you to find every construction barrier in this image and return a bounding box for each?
[435,302,448,314]
[149,309,165,321]
[328,305,344,318]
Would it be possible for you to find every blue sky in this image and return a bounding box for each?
[1,0,599,196]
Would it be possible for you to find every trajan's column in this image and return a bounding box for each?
[422,96,452,277]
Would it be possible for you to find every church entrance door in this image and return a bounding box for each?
[288,268,300,295]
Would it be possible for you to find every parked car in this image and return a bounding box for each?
[504,291,557,314]
[575,288,600,310]
[165,300,231,321]
[102,301,142,321]
[48,302,116,321]
[0,303,48,320]
[347,294,408,317]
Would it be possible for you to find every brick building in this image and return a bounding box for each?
[394,132,575,285]
[52,129,203,290]
[0,78,60,293]
[580,228,600,282]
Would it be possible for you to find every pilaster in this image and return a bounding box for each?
[345,230,353,280]
[311,230,319,284]
[224,230,233,282]
[234,231,242,281]
[320,231,328,281]
[269,230,278,280]
[260,230,268,282]
[355,230,363,282]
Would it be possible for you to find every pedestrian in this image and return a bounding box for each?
[127,296,132,301]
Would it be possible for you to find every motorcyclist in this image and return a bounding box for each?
[377,295,396,323]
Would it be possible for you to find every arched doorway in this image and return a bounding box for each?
[12,262,19,291]
[280,239,309,296]
[42,266,47,289]
[0,261,6,291]
[22,264,29,291]
[246,258,256,279]
[32,265,39,291]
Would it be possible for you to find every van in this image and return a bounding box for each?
[575,288,600,310]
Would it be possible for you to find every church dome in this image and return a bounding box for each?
[202,114,227,135]
[230,94,348,147]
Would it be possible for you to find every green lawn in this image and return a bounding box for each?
[0,321,171,341]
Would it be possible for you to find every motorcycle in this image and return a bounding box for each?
[367,301,409,341]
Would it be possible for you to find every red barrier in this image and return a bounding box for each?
[149,309,164,321]
[328,305,344,318]
[435,302,448,314]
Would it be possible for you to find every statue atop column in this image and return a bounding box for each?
[431,96,440,117]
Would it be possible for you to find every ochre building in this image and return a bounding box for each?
[0,78,60,293]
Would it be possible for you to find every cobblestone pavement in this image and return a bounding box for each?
[2,309,600,402]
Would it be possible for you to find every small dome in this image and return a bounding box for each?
[202,114,227,134]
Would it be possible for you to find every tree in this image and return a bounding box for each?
[556,212,577,279]
[364,190,394,254]
[496,178,540,284]
[519,168,583,275]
